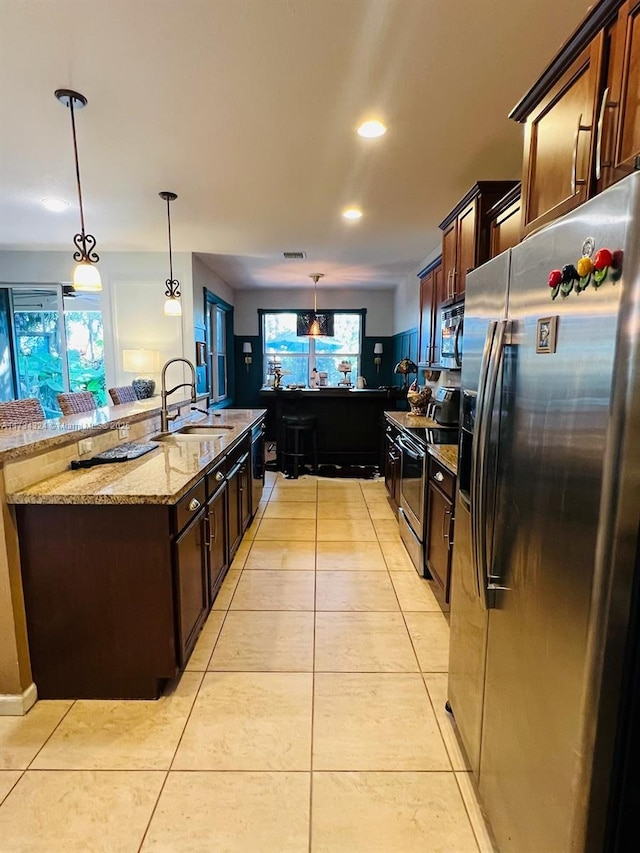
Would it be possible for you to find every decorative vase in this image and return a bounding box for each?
[132,378,155,399]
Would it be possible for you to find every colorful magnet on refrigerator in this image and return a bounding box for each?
[560,264,578,297]
[548,269,562,300]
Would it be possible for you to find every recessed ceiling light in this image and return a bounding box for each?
[357,120,387,138]
[343,208,363,220]
[41,197,69,212]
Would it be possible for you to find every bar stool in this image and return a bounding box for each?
[281,414,318,479]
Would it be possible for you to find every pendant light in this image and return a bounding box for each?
[55,89,102,292]
[296,273,334,336]
[159,191,182,316]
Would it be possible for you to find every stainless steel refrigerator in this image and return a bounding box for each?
[448,172,640,853]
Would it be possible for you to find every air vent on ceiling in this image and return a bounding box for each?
[283,251,307,259]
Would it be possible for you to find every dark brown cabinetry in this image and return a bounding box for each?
[227,436,251,560]
[418,258,445,366]
[174,503,209,668]
[425,458,455,603]
[511,0,639,233]
[488,185,522,259]
[439,182,519,301]
[384,423,401,510]
[206,479,228,603]
[599,0,640,190]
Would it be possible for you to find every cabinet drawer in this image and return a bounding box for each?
[173,477,207,535]
[429,458,455,500]
[206,457,226,497]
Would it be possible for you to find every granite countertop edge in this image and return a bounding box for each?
[6,409,266,507]
[384,411,458,475]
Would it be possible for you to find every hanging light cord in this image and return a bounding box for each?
[162,192,180,299]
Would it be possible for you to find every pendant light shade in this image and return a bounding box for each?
[159,191,182,317]
[55,89,102,292]
[297,273,334,337]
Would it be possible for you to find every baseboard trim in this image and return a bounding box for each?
[0,682,38,716]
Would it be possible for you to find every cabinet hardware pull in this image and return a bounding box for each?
[571,112,592,195]
[188,498,201,512]
[434,471,444,482]
[595,87,618,181]
[209,509,216,544]
[442,506,451,542]
[215,471,224,482]
[451,269,457,298]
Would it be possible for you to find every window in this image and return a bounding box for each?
[205,292,233,403]
[262,311,362,385]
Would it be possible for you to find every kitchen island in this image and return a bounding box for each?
[260,386,405,470]
[3,406,265,702]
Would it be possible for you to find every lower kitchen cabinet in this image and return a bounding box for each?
[174,504,209,668]
[206,480,228,600]
[425,457,456,602]
[227,436,252,560]
[384,423,401,510]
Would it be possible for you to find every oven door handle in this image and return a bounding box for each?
[396,437,424,461]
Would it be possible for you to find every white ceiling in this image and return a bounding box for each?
[0,0,592,291]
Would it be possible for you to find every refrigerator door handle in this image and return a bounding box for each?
[471,320,497,598]
[475,319,507,608]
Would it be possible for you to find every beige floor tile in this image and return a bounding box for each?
[380,538,416,570]
[172,672,312,770]
[0,771,21,804]
[255,518,316,540]
[373,519,405,541]
[366,501,396,520]
[32,672,202,770]
[316,541,386,571]
[272,474,317,488]
[317,501,370,519]
[315,612,418,672]
[244,540,316,570]
[0,769,164,853]
[229,538,251,569]
[313,674,450,770]
[390,571,442,611]
[263,501,317,519]
[209,611,314,671]
[359,479,386,493]
[242,515,261,540]
[316,519,376,541]
[141,771,310,853]
[270,487,317,502]
[211,570,241,610]
[264,471,278,486]
[456,771,499,853]
[253,500,268,518]
[311,771,479,853]
[316,571,399,611]
[230,570,315,610]
[317,491,366,505]
[424,673,471,771]
[185,611,226,671]
[405,611,450,672]
[0,701,72,770]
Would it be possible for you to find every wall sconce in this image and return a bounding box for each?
[243,342,252,372]
[374,342,383,372]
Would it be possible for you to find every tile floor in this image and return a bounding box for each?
[0,472,496,852]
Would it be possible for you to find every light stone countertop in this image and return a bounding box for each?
[6,409,265,506]
[384,411,458,475]
[0,396,205,463]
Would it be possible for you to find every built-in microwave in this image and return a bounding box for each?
[440,301,464,369]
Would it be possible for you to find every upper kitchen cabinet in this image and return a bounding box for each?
[418,257,444,366]
[439,182,519,302]
[488,184,522,259]
[511,0,639,235]
[598,0,640,191]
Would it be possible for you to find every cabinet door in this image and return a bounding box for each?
[418,272,434,365]
[175,512,208,666]
[384,431,400,506]
[441,219,457,302]
[227,463,242,559]
[207,484,228,601]
[431,263,446,365]
[490,197,522,258]
[521,35,604,235]
[455,202,476,297]
[240,457,251,531]
[425,483,454,601]
[600,0,640,189]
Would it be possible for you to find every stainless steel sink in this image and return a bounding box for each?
[155,424,236,441]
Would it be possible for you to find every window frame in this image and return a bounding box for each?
[205,290,234,404]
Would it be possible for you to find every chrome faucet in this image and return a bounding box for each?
[160,357,197,432]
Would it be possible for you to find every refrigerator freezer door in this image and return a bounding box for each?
[478,176,638,853]
[448,249,510,775]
